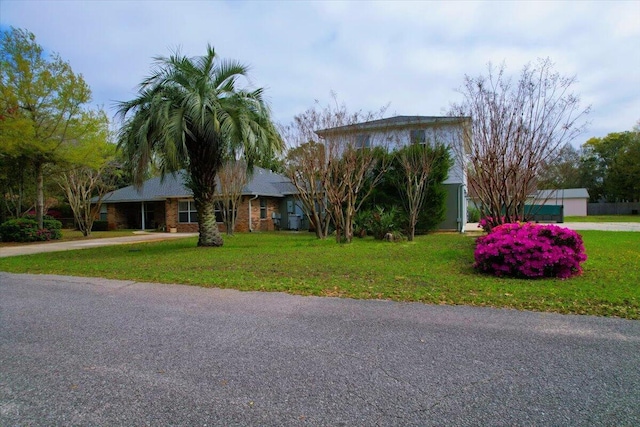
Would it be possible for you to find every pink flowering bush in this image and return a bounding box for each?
[474,222,587,279]
[478,215,521,232]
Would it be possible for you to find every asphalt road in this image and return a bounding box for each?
[1,273,639,426]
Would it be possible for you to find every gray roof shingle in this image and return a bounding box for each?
[535,188,590,200]
[315,115,471,136]
[102,167,295,203]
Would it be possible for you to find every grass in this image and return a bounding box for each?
[565,215,640,223]
[1,231,638,319]
[0,229,144,247]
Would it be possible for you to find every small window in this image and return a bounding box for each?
[99,204,108,221]
[355,134,371,149]
[214,201,226,223]
[178,200,198,223]
[260,198,267,219]
[410,129,426,145]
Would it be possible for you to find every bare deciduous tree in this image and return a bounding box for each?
[284,140,331,239]
[216,160,248,235]
[323,137,388,243]
[450,58,589,224]
[393,143,451,241]
[58,163,118,236]
[282,95,388,242]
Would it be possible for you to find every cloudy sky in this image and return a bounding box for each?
[2,0,639,141]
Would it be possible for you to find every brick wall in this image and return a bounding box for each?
[164,196,280,233]
[236,196,279,232]
[107,204,128,230]
[165,199,199,233]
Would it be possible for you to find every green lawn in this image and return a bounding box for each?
[0,231,638,319]
[565,215,640,223]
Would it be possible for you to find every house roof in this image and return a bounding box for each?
[535,188,590,200]
[315,115,471,136]
[467,187,590,201]
[101,167,296,203]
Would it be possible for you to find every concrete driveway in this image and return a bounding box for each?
[1,272,638,426]
[0,232,198,258]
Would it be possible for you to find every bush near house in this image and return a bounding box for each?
[474,222,587,279]
[355,207,405,240]
[91,221,109,232]
[467,207,481,223]
[0,215,62,242]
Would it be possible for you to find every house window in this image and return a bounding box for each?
[179,200,224,223]
[260,198,267,219]
[410,129,427,145]
[355,134,371,149]
[214,201,229,223]
[178,200,198,223]
[99,204,108,221]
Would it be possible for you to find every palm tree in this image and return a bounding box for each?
[116,46,282,246]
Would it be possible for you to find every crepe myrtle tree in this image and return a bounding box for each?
[117,45,282,247]
[216,159,248,235]
[392,142,452,241]
[450,58,589,225]
[282,96,389,242]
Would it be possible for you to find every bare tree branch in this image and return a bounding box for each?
[216,160,248,235]
[450,58,590,224]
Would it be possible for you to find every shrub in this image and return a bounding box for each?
[478,215,522,233]
[92,220,108,231]
[474,222,587,279]
[353,210,372,238]
[369,206,402,240]
[0,216,62,242]
[467,207,481,223]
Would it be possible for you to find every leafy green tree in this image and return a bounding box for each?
[581,126,640,201]
[536,143,584,190]
[607,139,640,202]
[117,46,282,247]
[1,27,93,229]
[55,110,118,236]
[0,153,34,222]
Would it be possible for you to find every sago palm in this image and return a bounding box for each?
[116,46,282,246]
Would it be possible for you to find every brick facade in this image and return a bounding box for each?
[162,196,280,233]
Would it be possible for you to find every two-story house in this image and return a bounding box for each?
[315,115,471,232]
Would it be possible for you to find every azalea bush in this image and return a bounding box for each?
[0,216,62,242]
[478,215,522,232]
[474,222,587,279]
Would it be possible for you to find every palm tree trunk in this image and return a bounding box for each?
[196,196,224,247]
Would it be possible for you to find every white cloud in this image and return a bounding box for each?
[1,0,638,139]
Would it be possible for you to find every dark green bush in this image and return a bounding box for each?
[0,217,62,242]
[92,221,108,231]
[358,206,404,240]
[363,144,452,235]
[44,218,62,230]
[467,207,481,223]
